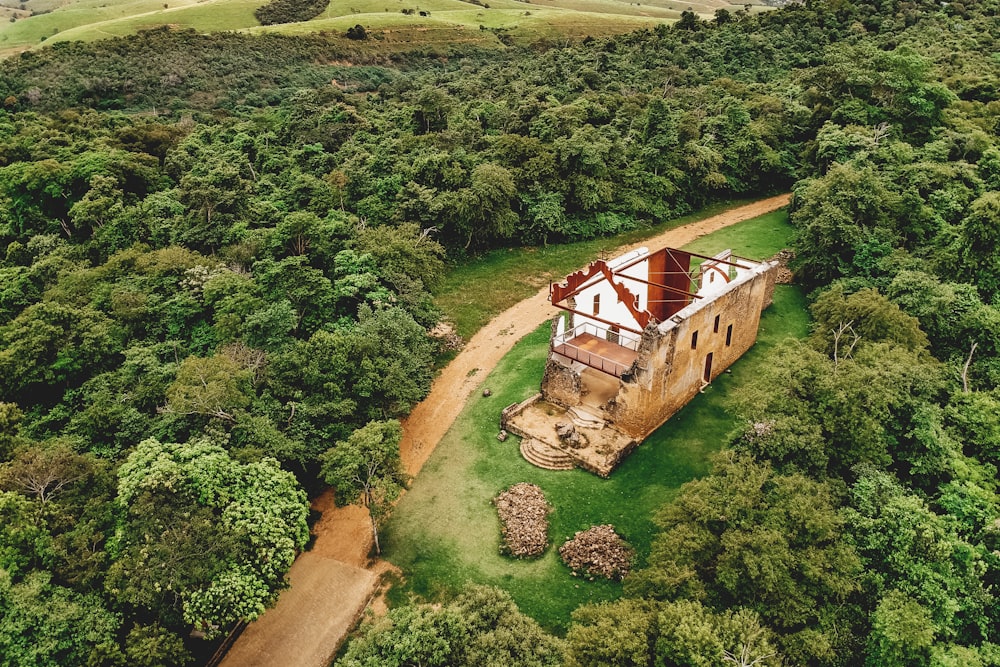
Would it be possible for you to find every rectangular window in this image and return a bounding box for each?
[714,315,720,333]
[593,294,600,316]
[726,324,733,346]
[691,330,698,349]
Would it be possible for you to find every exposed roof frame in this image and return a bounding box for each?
[623,275,704,300]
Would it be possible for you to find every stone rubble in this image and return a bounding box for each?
[559,524,634,580]
[493,483,552,558]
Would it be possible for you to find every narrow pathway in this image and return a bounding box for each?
[220,193,791,667]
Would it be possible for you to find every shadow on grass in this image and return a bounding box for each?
[383,212,808,634]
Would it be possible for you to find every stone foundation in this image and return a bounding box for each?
[502,396,638,478]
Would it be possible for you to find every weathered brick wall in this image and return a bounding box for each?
[608,263,777,439]
[540,356,583,407]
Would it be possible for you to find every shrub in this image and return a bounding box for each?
[255,0,330,26]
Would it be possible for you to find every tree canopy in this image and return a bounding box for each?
[1,0,1000,660]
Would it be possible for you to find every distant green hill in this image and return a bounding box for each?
[0,0,770,56]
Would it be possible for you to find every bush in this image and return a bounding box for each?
[346,24,367,40]
[255,0,330,26]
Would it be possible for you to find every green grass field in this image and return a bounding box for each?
[0,0,767,55]
[381,210,809,633]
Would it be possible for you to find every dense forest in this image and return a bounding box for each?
[0,0,999,663]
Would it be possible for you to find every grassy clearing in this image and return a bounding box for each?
[2,0,215,48]
[382,211,808,633]
[260,3,670,44]
[521,0,679,18]
[46,0,266,44]
[435,199,791,341]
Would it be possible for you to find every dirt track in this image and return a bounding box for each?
[221,193,791,666]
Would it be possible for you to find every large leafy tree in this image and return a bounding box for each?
[0,570,124,667]
[565,598,781,667]
[733,340,944,477]
[338,586,562,667]
[626,451,862,665]
[111,438,309,636]
[845,467,994,647]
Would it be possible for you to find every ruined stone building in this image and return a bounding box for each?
[502,246,778,476]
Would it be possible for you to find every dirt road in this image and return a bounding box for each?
[221,193,791,667]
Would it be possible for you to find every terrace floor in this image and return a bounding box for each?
[553,332,638,377]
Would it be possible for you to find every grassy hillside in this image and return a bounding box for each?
[0,0,767,55]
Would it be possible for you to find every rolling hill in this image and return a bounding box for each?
[0,0,770,56]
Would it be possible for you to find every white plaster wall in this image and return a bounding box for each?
[696,249,733,298]
[573,248,649,333]
[614,252,650,313]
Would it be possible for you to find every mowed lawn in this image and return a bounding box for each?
[381,211,809,632]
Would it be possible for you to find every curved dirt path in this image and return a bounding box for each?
[221,193,790,667]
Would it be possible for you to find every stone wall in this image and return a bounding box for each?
[608,262,778,439]
[540,356,583,407]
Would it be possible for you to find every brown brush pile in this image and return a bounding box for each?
[767,249,795,284]
[493,483,552,558]
[559,524,634,580]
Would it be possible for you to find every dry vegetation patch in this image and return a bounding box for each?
[493,482,551,558]
[559,524,633,580]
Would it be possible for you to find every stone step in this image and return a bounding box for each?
[568,406,605,429]
[519,438,575,471]
[522,443,573,467]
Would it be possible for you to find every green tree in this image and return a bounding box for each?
[809,285,929,358]
[113,438,308,637]
[338,586,561,667]
[350,221,445,289]
[790,163,901,287]
[958,192,1000,301]
[254,255,336,334]
[0,302,120,398]
[627,451,861,665]
[0,570,124,667]
[846,467,992,644]
[439,163,518,249]
[320,419,407,555]
[123,623,192,667]
[346,304,436,419]
[733,341,944,476]
[165,353,251,423]
[0,491,52,578]
[656,600,780,667]
[867,590,936,667]
[564,599,659,667]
